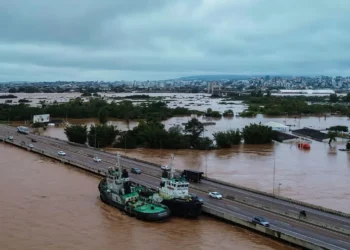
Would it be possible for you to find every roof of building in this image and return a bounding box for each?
[264,121,288,128]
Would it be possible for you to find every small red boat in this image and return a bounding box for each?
[298,143,310,149]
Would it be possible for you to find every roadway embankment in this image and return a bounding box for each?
[1,137,343,250]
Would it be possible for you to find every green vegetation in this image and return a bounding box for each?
[0,94,17,99]
[0,98,202,121]
[213,130,241,148]
[205,108,222,118]
[242,123,275,144]
[114,118,213,150]
[64,125,88,144]
[327,125,348,132]
[346,142,350,150]
[65,119,275,150]
[88,124,119,148]
[223,109,234,117]
[227,94,350,117]
[327,131,337,145]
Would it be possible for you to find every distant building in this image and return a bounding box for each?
[264,121,289,132]
[278,89,335,95]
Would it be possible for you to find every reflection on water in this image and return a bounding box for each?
[0,144,296,250]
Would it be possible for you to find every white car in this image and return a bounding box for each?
[93,156,101,162]
[57,151,66,156]
[209,192,223,199]
[28,144,34,148]
[7,136,13,141]
[161,165,170,171]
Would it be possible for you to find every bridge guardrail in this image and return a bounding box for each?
[2,133,350,236]
[202,205,334,250]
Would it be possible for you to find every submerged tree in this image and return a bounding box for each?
[242,123,275,144]
[64,124,88,144]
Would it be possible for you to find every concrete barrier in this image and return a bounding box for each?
[202,206,333,250]
[202,176,350,219]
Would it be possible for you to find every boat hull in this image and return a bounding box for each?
[161,198,202,218]
[99,181,170,222]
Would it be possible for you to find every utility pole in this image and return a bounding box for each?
[273,153,276,195]
[94,129,97,148]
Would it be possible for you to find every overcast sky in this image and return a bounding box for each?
[1,0,349,81]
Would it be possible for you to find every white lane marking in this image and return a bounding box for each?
[245,197,256,201]
[226,204,240,210]
[338,240,350,245]
[277,221,290,226]
[280,228,347,250]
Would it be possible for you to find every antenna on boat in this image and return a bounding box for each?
[169,154,175,179]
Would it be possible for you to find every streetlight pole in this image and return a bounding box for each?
[278,183,282,195]
[94,129,97,148]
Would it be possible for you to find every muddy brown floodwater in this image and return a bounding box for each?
[0,144,297,250]
[39,119,350,213]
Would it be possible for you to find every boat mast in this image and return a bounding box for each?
[169,154,175,179]
[116,153,121,180]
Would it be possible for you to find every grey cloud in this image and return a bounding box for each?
[0,0,350,81]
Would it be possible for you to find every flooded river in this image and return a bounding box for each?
[37,114,350,213]
[6,92,350,213]
[0,144,296,250]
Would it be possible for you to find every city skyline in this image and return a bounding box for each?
[1,0,350,81]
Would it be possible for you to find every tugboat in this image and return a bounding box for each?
[152,154,203,218]
[98,154,171,222]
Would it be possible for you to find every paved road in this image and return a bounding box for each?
[2,126,350,249]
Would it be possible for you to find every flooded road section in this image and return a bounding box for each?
[0,145,296,250]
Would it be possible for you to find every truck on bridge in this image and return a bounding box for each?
[181,170,204,183]
[17,126,29,134]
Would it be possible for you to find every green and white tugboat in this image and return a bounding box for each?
[98,154,171,222]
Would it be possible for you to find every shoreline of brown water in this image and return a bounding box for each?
[0,144,297,250]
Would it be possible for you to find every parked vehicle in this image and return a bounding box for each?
[7,136,13,141]
[28,144,34,148]
[181,170,204,183]
[57,151,66,156]
[93,156,101,162]
[252,216,270,227]
[131,168,141,174]
[31,138,37,142]
[208,192,223,199]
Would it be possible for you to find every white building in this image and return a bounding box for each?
[278,89,335,96]
[264,121,289,132]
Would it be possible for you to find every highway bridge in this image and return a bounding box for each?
[0,125,349,250]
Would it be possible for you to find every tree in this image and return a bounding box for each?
[88,124,119,147]
[223,109,234,117]
[184,118,204,148]
[214,130,242,148]
[242,123,275,144]
[98,107,109,124]
[329,94,339,103]
[328,131,337,145]
[64,125,88,144]
[346,141,350,150]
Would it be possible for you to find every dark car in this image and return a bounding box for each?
[190,193,204,204]
[31,138,37,142]
[252,216,270,227]
[131,168,141,174]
